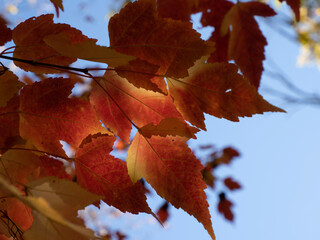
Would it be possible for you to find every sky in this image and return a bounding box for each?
[1,1,320,240]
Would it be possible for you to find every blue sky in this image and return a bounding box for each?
[2,1,320,240]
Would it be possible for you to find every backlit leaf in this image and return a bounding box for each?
[127,133,215,239]
[90,72,183,143]
[19,77,108,157]
[12,14,89,73]
[75,134,152,215]
[168,60,284,130]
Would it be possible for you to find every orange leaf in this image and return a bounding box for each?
[19,77,107,157]
[167,60,284,130]
[12,14,89,73]
[279,0,300,21]
[221,1,276,88]
[139,117,198,139]
[6,198,33,231]
[75,134,152,215]
[90,72,183,143]
[0,16,12,46]
[109,0,214,78]
[127,133,215,239]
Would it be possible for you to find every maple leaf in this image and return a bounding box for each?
[0,16,12,46]
[44,33,135,67]
[198,0,234,62]
[224,177,241,191]
[0,70,24,108]
[75,134,152,215]
[167,59,284,130]
[108,0,214,80]
[19,77,108,157]
[127,133,215,239]
[221,1,276,88]
[90,72,183,143]
[12,14,89,73]
[279,0,300,21]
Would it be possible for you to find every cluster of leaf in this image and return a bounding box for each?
[0,0,296,239]
[200,146,241,221]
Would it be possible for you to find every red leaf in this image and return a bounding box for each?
[168,60,284,130]
[127,133,215,239]
[19,77,107,157]
[221,2,276,88]
[157,0,198,21]
[75,134,152,215]
[218,193,234,221]
[0,70,24,108]
[156,202,170,223]
[199,0,234,62]
[0,16,12,46]
[0,96,20,153]
[12,14,89,73]
[109,0,214,79]
[90,73,183,143]
[224,177,241,191]
[40,156,72,180]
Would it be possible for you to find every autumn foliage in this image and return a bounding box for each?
[0,0,299,239]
